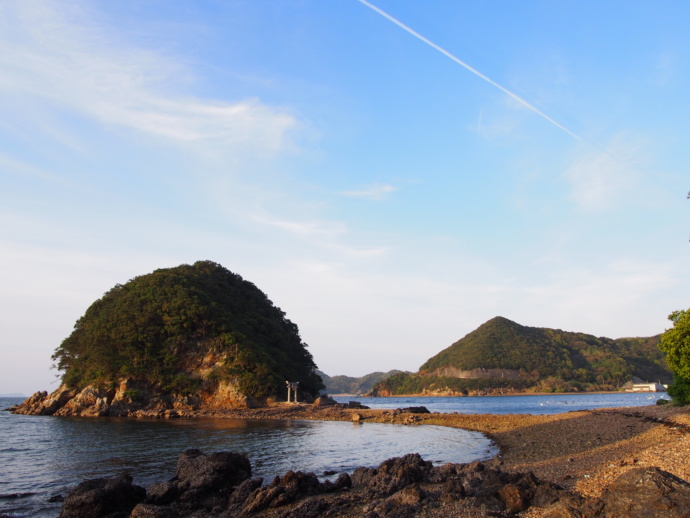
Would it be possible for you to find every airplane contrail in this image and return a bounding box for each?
[357,0,582,141]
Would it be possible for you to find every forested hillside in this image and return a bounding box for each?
[371,316,670,395]
[52,261,323,401]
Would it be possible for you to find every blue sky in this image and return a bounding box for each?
[1,1,688,395]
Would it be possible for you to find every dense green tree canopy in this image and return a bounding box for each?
[659,310,690,379]
[52,261,323,399]
[659,309,690,405]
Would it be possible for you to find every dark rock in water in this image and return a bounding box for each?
[173,449,252,512]
[595,467,690,517]
[48,493,65,503]
[59,473,145,518]
[346,401,370,409]
[397,406,430,414]
[176,449,251,493]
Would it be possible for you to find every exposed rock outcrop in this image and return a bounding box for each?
[10,376,257,418]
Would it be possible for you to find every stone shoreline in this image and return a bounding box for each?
[46,402,690,517]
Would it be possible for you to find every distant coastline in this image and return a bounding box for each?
[0,393,25,398]
[356,389,648,398]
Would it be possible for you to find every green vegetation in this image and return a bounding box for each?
[370,372,533,396]
[373,316,670,395]
[52,261,323,400]
[659,309,690,405]
[318,370,405,394]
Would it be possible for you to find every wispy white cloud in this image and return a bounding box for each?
[340,183,397,200]
[258,217,349,238]
[521,258,675,337]
[0,2,297,151]
[0,151,79,186]
[563,136,654,211]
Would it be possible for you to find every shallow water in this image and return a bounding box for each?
[0,397,494,518]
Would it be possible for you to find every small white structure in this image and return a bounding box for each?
[627,382,666,392]
[286,381,299,403]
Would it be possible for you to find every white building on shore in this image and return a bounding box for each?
[626,382,666,392]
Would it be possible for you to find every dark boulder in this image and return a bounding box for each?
[227,477,264,505]
[596,467,690,517]
[59,473,145,518]
[145,481,179,506]
[171,449,252,512]
[361,453,434,497]
[129,503,181,518]
[240,470,325,513]
[176,449,251,492]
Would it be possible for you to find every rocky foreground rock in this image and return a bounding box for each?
[57,449,690,518]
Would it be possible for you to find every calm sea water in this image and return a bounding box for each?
[0,397,494,518]
[333,391,670,414]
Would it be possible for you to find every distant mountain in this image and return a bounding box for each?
[318,370,406,395]
[370,316,670,396]
[0,393,26,398]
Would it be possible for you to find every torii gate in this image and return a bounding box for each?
[286,381,299,403]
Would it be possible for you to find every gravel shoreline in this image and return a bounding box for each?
[183,402,690,515]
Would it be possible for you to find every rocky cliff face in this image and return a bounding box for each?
[11,376,256,418]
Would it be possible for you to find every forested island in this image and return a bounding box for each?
[14,261,323,417]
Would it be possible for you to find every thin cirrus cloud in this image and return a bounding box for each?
[340,183,397,200]
[563,136,650,212]
[0,2,297,151]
